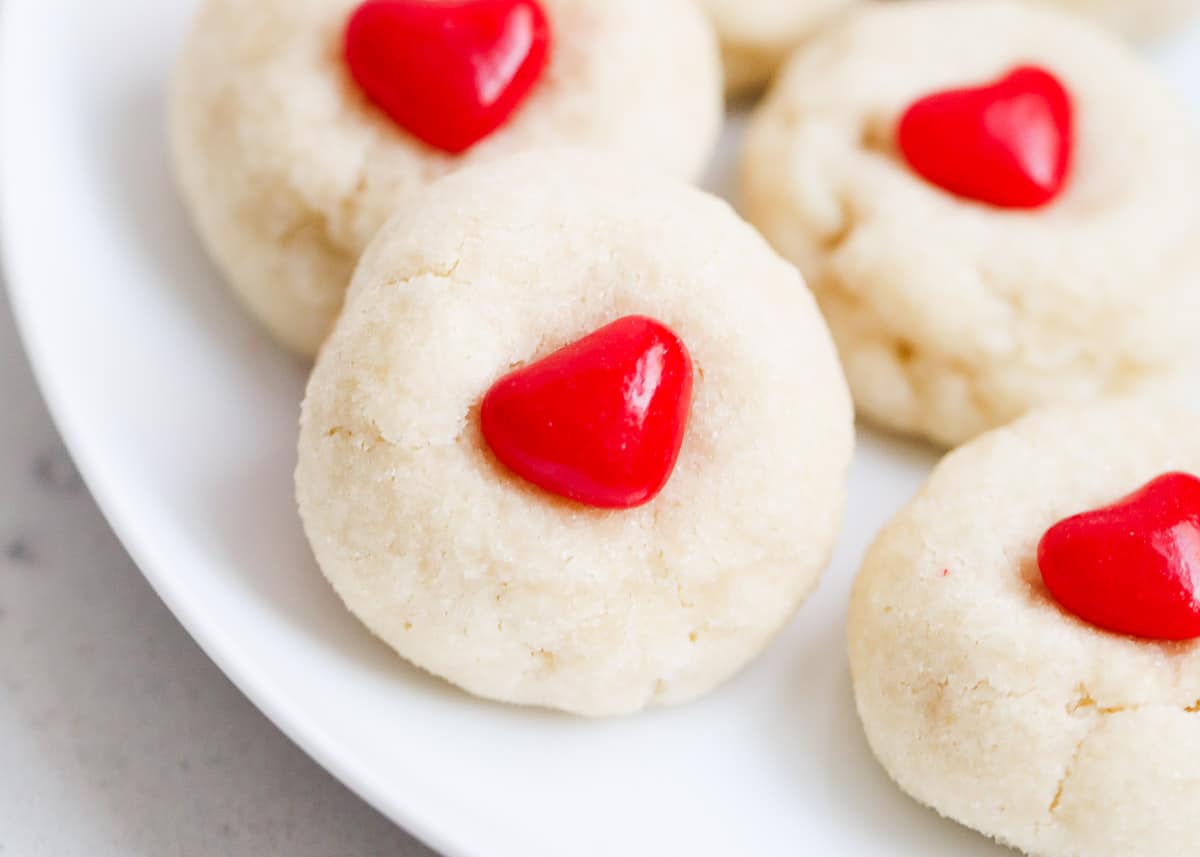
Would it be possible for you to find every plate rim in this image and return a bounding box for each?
[0,3,489,855]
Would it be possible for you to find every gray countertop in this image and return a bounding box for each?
[0,282,437,856]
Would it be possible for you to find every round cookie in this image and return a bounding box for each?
[169,0,722,356]
[740,0,1200,447]
[296,150,854,716]
[849,398,1200,857]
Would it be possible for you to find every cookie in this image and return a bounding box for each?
[848,398,1200,857]
[295,151,854,716]
[740,1,1200,447]
[169,0,722,356]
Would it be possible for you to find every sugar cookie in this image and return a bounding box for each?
[850,399,1200,857]
[296,151,854,715]
[170,0,721,354]
[741,1,1200,446]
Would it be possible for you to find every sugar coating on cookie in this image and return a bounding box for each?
[169,0,721,356]
[296,151,854,716]
[740,0,1200,447]
[849,398,1200,857]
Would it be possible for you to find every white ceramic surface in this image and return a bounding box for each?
[2,2,1198,854]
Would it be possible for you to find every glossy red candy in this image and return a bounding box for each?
[1037,472,1200,641]
[897,65,1073,209]
[481,316,694,509]
[344,0,550,154]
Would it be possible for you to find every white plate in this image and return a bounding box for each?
[3,2,1198,855]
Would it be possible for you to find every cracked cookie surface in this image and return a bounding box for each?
[296,151,854,716]
[848,398,1200,857]
[169,0,721,355]
[740,1,1200,447]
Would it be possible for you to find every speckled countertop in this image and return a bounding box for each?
[0,281,437,856]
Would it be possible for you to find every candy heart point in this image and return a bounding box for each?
[1037,472,1200,641]
[897,65,1073,209]
[345,0,551,154]
[480,316,694,509]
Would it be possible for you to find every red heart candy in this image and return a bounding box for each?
[480,316,694,509]
[897,65,1073,209]
[345,0,550,154]
[1037,472,1200,641]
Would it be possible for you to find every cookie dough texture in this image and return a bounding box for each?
[296,152,854,716]
[169,0,722,356]
[849,399,1200,857]
[740,1,1200,447]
